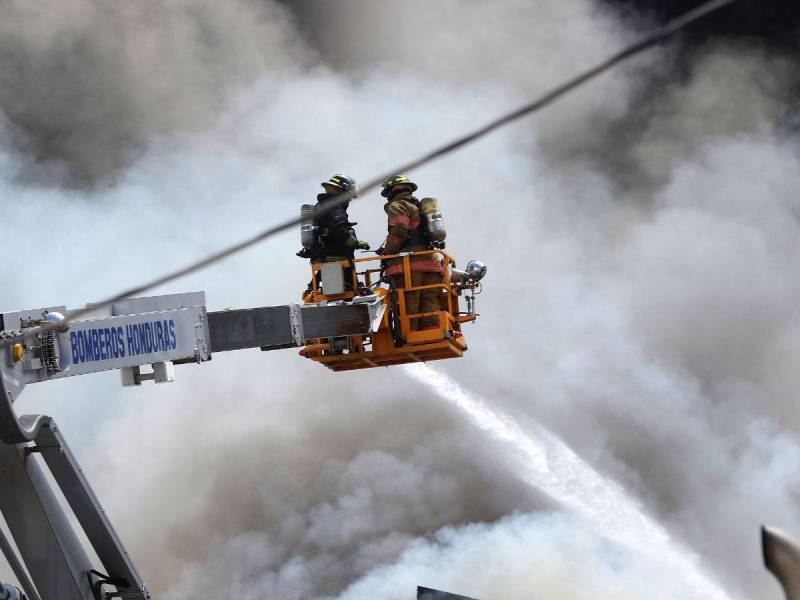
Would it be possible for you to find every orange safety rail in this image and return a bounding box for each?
[301,249,478,371]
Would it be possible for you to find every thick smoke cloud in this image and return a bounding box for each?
[0,0,309,187]
[617,43,794,191]
[1,1,799,599]
[287,0,798,196]
[288,0,643,187]
[339,513,710,600]
[90,369,547,598]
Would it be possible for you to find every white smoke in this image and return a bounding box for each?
[340,513,713,600]
[0,1,798,599]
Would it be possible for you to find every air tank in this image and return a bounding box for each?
[300,204,316,249]
[419,197,446,243]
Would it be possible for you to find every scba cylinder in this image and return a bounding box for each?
[420,197,446,243]
[300,204,316,249]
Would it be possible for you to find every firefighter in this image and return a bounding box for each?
[297,174,368,295]
[378,175,444,331]
[298,174,369,261]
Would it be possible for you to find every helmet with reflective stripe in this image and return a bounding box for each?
[321,174,358,196]
[381,174,418,197]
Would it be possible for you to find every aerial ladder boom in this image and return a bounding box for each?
[0,291,385,600]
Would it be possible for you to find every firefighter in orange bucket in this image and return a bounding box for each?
[378,175,445,331]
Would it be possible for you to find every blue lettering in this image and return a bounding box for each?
[99,329,107,360]
[140,324,146,354]
[125,325,135,356]
[103,321,182,357]
[79,331,90,362]
[155,322,164,352]
[91,330,100,361]
[78,331,92,362]
[137,323,146,354]
[70,332,79,364]
[119,327,126,357]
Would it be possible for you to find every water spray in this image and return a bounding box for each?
[405,363,733,600]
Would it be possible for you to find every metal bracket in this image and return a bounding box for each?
[289,304,304,347]
[120,367,141,387]
[120,362,174,387]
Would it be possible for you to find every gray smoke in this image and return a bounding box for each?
[88,367,547,598]
[289,1,797,195]
[0,0,310,187]
[1,0,799,599]
[618,42,794,192]
[338,512,713,600]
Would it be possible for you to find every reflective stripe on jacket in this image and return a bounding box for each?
[384,259,443,276]
[382,191,442,275]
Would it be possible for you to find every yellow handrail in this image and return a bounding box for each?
[307,249,463,328]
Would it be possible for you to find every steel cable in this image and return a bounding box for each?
[4,0,738,340]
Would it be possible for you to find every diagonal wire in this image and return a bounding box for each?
[6,0,737,339]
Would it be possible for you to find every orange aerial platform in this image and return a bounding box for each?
[301,250,485,371]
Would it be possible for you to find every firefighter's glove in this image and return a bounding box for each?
[375,246,385,256]
[357,240,371,251]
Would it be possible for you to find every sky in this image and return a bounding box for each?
[1,1,799,598]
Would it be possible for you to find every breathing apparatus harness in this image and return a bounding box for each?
[298,174,360,260]
[382,184,447,252]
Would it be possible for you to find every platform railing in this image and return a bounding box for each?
[355,250,457,336]
[306,249,465,344]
